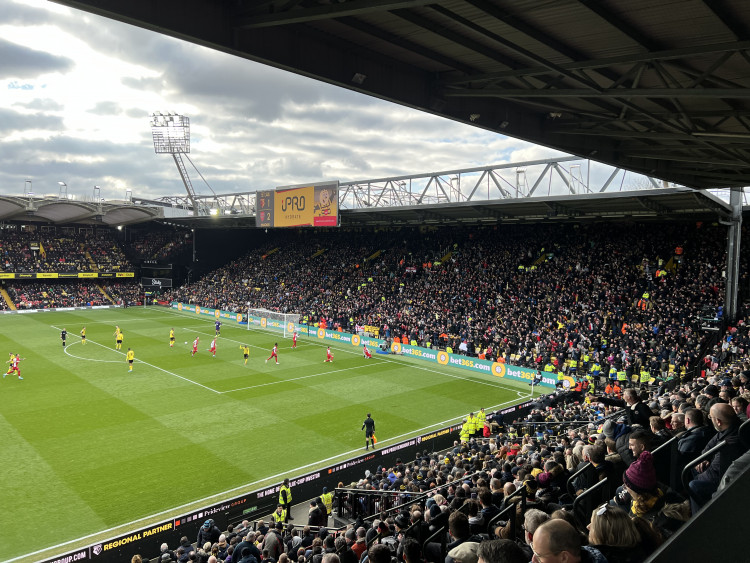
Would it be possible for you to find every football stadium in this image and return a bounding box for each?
[4,1,750,563]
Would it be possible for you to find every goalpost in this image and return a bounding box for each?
[246,307,300,338]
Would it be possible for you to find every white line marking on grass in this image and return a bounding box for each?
[154,306,529,396]
[181,327,268,351]
[146,309,540,400]
[62,341,121,364]
[220,364,377,394]
[50,325,221,394]
[12,392,526,563]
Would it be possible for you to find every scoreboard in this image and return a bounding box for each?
[256,181,339,228]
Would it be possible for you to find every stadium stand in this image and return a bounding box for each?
[127,363,750,563]
[128,229,192,261]
[0,229,133,273]
[168,222,732,382]
[120,220,746,563]
[8,282,109,309]
[3,218,749,562]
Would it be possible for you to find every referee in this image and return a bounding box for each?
[362,413,375,450]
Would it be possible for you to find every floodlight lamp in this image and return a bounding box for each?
[58,181,66,186]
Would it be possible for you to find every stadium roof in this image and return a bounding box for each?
[156,187,733,228]
[0,196,163,226]
[57,0,750,189]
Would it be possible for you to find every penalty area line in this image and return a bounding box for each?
[220,363,377,394]
[50,325,221,395]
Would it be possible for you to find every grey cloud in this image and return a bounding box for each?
[15,98,64,112]
[0,38,74,79]
[0,1,57,26]
[0,108,65,135]
[88,101,122,116]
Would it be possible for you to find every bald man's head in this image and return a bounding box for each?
[532,520,582,562]
[709,403,739,431]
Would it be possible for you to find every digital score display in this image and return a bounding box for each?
[256,181,339,228]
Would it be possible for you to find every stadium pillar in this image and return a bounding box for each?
[725,187,743,323]
[192,228,196,263]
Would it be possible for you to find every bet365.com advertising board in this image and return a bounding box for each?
[170,302,554,388]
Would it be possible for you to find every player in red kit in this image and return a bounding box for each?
[266,343,279,364]
[191,337,200,357]
[363,344,372,359]
[292,331,298,349]
[324,346,334,362]
[5,354,23,380]
[209,337,217,357]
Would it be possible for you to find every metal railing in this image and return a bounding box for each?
[572,477,610,524]
[681,441,728,499]
[566,462,594,498]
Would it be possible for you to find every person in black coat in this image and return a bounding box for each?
[677,408,714,463]
[308,500,327,527]
[600,389,653,429]
[196,520,221,548]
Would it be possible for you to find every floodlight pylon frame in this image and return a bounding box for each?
[150,112,208,215]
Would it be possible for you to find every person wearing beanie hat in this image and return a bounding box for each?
[621,450,665,519]
[623,451,656,494]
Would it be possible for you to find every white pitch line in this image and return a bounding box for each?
[181,327,268,352]
[145,307,314,347]
[220,364,377,394]
[50,325,221,394]
[62,341,121,364]
[157,308,532,396]
[11,392,527,563]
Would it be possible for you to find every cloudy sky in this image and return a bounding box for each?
[0,0,586,203]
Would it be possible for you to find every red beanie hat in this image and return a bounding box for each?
[623,450,657,494]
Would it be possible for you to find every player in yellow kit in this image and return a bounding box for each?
[169,328,175,348]
[80,326,86,345]
[240,344,250,365]
[126,348,135,371]
[114,326,123,350]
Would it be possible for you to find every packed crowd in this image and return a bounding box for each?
[8,282,109,309]
[136,360,750,563]
[0,229,133,272]
[129,230,192,261]
[5,281,143,309]
[87,233,133,271]
[168,222,734,382]
[104,281,145,306]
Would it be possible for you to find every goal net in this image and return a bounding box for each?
[246,307,300,338]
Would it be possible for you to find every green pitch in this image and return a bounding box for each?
[0,307,533,561]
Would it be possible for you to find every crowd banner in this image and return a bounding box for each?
[1,305,120,315]
[0,272,134,279]
[169,302,556,389]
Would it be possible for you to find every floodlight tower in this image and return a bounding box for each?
[150,112,208,215]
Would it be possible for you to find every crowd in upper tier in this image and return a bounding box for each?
[129,230,192,261]
[0,229,133,272]
[4,280,143,309]
[167,222,739,380]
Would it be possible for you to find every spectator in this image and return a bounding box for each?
[587,504,648,563]
[677,408,714,467]
[531,520,607,563]
[476,539,527,563]
[687,403,745,512]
